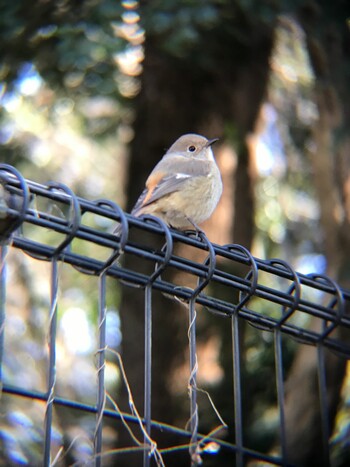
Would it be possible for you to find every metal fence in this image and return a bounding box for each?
[1,163,350,466]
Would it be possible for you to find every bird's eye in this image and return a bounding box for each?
[188,145,196,152]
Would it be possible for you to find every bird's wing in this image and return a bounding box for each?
[131,172,192,216]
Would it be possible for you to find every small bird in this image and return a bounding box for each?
[116,133,223,233]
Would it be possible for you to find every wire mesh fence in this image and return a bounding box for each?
[0,163,349,466]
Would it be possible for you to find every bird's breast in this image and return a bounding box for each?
[138,164,222,229]
[165,169,222,227]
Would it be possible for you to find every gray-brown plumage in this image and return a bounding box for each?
[117,133,222,232]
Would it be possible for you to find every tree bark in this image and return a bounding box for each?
[118,5,275,465]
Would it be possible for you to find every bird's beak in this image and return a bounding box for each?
[206,138,219,147]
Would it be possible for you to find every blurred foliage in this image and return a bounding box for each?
[0,0,138,197]
[0,0,124,94]
[253,16,321,262]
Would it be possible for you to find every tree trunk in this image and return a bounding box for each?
[118,6,275,465]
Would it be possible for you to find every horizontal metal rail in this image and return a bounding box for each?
[1,165,349,356]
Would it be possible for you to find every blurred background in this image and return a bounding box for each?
[0,0,349,465]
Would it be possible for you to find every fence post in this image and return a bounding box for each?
[0,244,7,382]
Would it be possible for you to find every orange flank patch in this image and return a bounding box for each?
[142,170,165,206]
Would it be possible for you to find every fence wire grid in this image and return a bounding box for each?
[0,163,350,467]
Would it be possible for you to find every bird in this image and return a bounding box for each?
[115,133,222,234]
